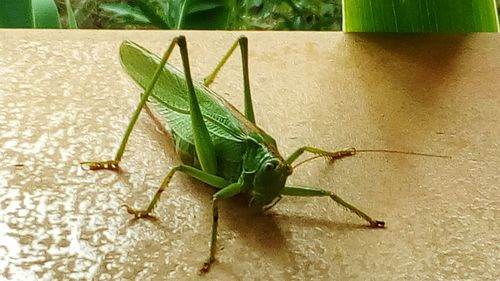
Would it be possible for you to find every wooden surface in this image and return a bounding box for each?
[0,30,498,280]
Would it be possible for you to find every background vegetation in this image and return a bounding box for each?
[52,0,500,30]
[1,0,498,31]
[54,0,341,30]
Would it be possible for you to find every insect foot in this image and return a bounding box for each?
[80,160,120,171]
[121,204,152,218]
[371,220,385,228]
[199,258,215,275]
[328,147,357,160]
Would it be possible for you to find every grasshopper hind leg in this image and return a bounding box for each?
[203,36,255,124]
[81,38,180,171]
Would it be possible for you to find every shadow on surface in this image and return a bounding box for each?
[345,33,470,104]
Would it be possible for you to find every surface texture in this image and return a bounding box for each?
[0,30,498,280]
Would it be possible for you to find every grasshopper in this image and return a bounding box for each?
[82,36,439,273]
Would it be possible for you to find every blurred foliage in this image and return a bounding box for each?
[0,0,61,28]
[55,0,342,30]
[54,0,499,31]
[65,0,79,28]
[344,0,499,32]
[0,0,78,29]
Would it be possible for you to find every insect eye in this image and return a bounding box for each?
[264,162,275,171]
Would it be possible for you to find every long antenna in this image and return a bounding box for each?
[292,148,450,169]
[355,149,451,158]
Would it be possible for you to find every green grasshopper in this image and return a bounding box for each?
[82,35,440,273]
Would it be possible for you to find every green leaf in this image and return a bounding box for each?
[177,0,236,29]
[99,3,152,26]
[343,0,499,32]
[32,0,61,28]
[185,2,225,14]
[134,0,170,28]
[0,0,61,28]
[65,0,78,28]
[0,0,33,27]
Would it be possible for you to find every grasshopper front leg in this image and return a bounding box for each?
[281,185,385,228]
[285,146,357,167]
[284,147,384,227]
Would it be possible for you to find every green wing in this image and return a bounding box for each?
[119,41,249,180]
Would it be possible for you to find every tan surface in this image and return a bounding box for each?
[0,30,498,280]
